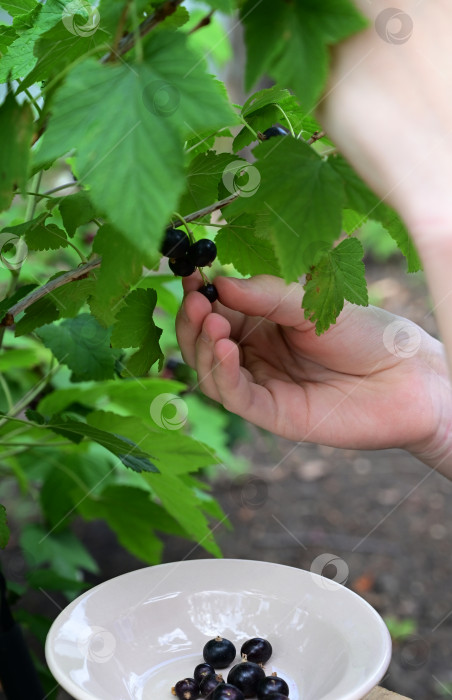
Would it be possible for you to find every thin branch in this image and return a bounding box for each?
[306,130,326,145]
[0,193,240,325]
[101,0,184,64]
[188,10,214,34]
[0,258,102,326]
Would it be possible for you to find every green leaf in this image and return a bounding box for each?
[87,410,221,473]
[46,414,159,472]
[27,569,90,592]
[78,485,166,564]
[20,524,98,578]
[0,347,39,371]
[89,225,148,327]
[59,190,96,237]
[0,1,37,17]
[142,471,222,557]
[202,0,235,12]
[36,314,118,381]
[0,90,33,211]
[215,214,281,276]
[228,138,344,281]
[2,214,68,250]
[15,295,60,336]
[110,289,163,376]
[178,151,238,215]
[36,31,237,256]
[241,0,367,110]
[329,155,422,272]
[0,504,9,548]
[303,237,368,334]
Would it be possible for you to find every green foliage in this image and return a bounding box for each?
[384,616,417,642]
[0,0,423,687]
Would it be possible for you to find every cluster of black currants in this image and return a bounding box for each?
[161,227,219,302]
[171,636,290,700]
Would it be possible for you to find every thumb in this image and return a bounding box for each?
[213,275,309,329]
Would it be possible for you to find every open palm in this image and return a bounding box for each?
[176,274,446,455]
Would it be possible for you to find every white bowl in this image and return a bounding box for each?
[45,559,391,700]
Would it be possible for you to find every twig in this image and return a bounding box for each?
[0,258,102,326]
[306,130,326,145]
[101,0,183,63]
[188,10,214,34]
[0,193,240,325]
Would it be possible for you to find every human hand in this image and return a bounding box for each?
[176,274,452,473]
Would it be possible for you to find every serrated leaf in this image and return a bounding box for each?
[178,151,238,215]
[142,471,222,557]
[242,0,367,110]
[111,289,163,376]
[329,155,422,272]
[46,414,159,472]
[35,31,237,256]
[78,485,167,564]
[0,504,9,548]
[15,295,60,336]
[0,0,37,15]
[25,222,68,250]
[20,524,98,578]
[0,90,33,210]
[228,138,344,281]
[36,314,118,381]
[87,410,221,473]
[215,214,281,276]
[89,224,147,326]
[303,237,368,334]
[59,190,96,237]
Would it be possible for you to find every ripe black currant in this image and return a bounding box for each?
[199,673,224,697]
[172,677,199,699]
[240,638,272,664]
[261,125,289,140]
[257,672,289,699]
[198,284,218,303]
[227,661,265,697]
[187,239,217,267]
[211,684,244,700]
[169,256,196,277]
[203,636,236,669]
[194,663,216,685]
[161,227,191,259]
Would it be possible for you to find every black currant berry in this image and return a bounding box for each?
[172,677,199,699]
[169,256,196,277]
[187,239,217,267]
[261,126,289,140]
[194,663,216,685]
[200,673,224,697]
[161,227,191,259]
[227,661,265,697]
[198,284,218,303]
[257,672,289,699]
[203,636,236,669]
[211,684,244,700]
[240,638,272,664]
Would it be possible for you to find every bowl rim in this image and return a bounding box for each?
[45,558,392,700]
